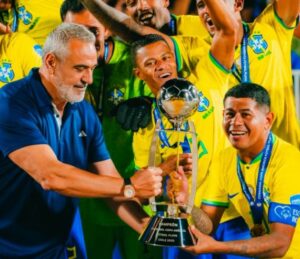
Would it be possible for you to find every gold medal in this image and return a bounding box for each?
[250,224,265,237]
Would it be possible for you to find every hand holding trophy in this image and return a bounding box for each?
[140,78,209,247]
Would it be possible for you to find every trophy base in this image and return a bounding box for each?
[139,215,196,247]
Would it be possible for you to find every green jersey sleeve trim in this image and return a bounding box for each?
[202,199,229,208]
[170,36,183,72]
[274,6,299,30]
[209,51,231,74]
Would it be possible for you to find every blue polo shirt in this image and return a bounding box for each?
[0,69,110,258]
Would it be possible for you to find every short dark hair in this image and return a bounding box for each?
[60,0,85,21]
[131,34,170,66]
[224,82,271,108]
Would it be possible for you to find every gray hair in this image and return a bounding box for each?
[42,23,96,60]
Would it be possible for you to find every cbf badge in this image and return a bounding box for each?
[0,62,14,83]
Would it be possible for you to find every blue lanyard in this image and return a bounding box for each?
[104,41,109,62]
[11,7,18,32]
[153,102,190,153]
[233,23,251,83]
[237,132,273,224]
[168,15,177,36]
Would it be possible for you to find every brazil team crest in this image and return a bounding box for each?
[197,91,210,112]
[248,34,268,55]
[0,62,15,83]
[18,6,33,25]
[107,88,124,106]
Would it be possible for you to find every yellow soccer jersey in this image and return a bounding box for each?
[0,32,42,88]
[133,39,230,206]
[175,14,208,38]
[202,135,300,258]
[173,36,230,155]
[6,0,63,46]
[230,4,300,149]
[173,36,242,221]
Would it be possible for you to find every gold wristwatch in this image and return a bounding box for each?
[123,177,135,198]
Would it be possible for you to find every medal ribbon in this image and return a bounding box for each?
[232,23,251,83]
[237,132,273,225]
[153,102,190,153]
[11,7,18,32]
[168,15,177,35]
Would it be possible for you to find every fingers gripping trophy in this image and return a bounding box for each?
[140,78,205,247]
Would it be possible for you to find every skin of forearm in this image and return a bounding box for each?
[80,0,147,43]
[214,233,290,258]
[40,161,124,198]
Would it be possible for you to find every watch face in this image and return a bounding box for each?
[124,185,135,198]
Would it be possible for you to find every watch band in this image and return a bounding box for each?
[124,177,132,185]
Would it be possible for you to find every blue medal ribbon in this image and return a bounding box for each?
[236,132,273,225]
[153,102,190,153]
[103,41,109,62]
[168,15,177,36]
[233,23,251,83]
[11,7,18,32]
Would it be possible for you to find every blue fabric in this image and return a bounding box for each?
[292,51,300,69]
[67,209,87,259]
[0,69,110,258]
[213,217,251,259]
[269,202,299,227]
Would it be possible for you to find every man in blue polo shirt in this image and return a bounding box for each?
[0,22,162,259]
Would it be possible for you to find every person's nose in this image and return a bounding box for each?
[83,68,94,85]
[137,0,149,10]
[231,113,243,126]
[155,59,167,72]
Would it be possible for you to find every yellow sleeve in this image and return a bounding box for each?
[201,150,231,208]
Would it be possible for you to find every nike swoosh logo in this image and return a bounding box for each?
[228,192,239,199]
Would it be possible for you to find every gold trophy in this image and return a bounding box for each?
[139,78,200,247]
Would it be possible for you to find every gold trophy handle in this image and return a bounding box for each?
[186,121,198,214]
[147,119,162,212]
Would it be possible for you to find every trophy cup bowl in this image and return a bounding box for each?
[139,78,200,247]
[156,78,200,127]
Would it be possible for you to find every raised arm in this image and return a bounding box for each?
[199,0,238,69]
[275,0,300,27]
[80,0,159,43]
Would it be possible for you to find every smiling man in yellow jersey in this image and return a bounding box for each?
[0,32,41,88]
[79,0,237,189]
[196,0,300,149]
[78,1,257,258]
[185,83,300,258]
[79,1,240,259]
[0,0,62,45]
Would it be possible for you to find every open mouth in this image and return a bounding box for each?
[206,17,214,27]
[229,130,247,136]
[159,72,172,79]
[139,12,154,25]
